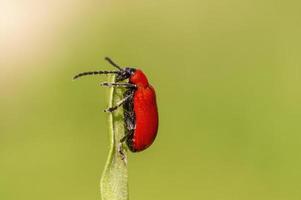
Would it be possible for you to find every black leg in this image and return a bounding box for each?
[120,131,133,143]
[100,82,136,88]
[118,143,127,163]
[118,131,133,162]
[104,94,133,112]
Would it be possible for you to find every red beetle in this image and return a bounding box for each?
[74,57,159,153]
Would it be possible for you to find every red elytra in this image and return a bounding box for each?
[128,70,158,151]
[73,58,159,153]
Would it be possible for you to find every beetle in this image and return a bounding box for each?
[73,57,159,155]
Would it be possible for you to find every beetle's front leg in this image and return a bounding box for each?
[100,82,136,88]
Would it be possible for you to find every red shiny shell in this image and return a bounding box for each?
[128,69,159,152]
[132,85,158,151]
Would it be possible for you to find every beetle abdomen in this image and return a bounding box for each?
[123,89,136,152]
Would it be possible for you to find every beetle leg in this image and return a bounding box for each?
[104,93,133,112]
[100,82,136,88]
[120,131,133,143]
[117,131,133,162]
[118,143,127,164]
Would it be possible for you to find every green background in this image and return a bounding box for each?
[1,0,301,199]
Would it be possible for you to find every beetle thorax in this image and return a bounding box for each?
[129,70,149,87]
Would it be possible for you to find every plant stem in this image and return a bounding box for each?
[100,75,129,200]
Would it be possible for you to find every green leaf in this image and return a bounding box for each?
[100,75,129,200]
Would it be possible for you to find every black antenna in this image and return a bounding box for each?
[105,57,123,71]
[73,70,119,80]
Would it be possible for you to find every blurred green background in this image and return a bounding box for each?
[1,0,301,199]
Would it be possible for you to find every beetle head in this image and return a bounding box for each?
[116,67,136,82]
